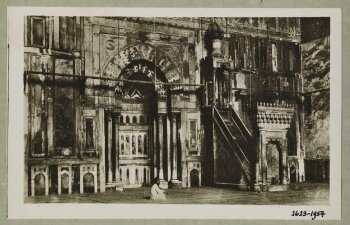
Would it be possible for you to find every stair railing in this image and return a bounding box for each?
[213,106,252,183]
[229,106,252,142]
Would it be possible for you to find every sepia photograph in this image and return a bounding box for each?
[7,7,342,220]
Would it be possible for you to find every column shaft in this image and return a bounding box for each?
[115,115,120,181]
[153,118,158,178]
[167,116,171,181]
[158,115,164,180]
[98,108,106,192]
[171,115,178,180]
[107,113,113,183]
[261,132,267,185]
[281,139,288,185]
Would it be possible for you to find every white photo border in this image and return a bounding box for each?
[7,7,342,220]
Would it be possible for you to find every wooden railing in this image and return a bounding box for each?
[213,106,252,184]
[229,106,252,142]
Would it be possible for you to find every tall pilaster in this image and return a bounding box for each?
[171,114,179,181]
[107,111,113,183]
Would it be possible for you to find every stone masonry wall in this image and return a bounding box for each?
[302,36,330,159]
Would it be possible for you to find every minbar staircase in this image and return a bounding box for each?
[213,106,254,187]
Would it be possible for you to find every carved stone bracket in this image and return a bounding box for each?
[257,101,294,130]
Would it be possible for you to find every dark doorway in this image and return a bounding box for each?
[290,166,297,183]
[190,169,199,187]
[72,165,80,193]
[49,165,58,194]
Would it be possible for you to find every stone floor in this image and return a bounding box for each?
[25,182,329,205]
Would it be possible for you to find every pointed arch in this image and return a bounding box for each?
[102,43,182,84]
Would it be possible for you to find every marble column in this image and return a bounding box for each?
[107,112,113,183]
[114,113,121,182]
[167,115,171,181]
[153,118,158,178]
[255,133,262,189]
[261,131,267,186]
[211,68,217,105]
[280,137,288,185]
[98,108,106,192]
[171,115,178,180]
[158,114,165,180]
[47,96,54,156]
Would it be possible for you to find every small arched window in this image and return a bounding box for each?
[126,169,130,185]
[132,116,138,124]
[139,115,145,124]
[126,115,130,124]
[132,135,136,154]
[144,134,148,155]
[138,135,142,154]
[119,169,123,183]
[120,135,124,155]
[120,115,124,124]
[144,168,147,185]
[135,169,139,184]
[125,135,130,155]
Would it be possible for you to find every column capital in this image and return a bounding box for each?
[106,108,121,120]
[171,113,179,122]
[158,113,166,122]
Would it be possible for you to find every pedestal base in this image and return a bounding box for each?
[267,184,289,192]
[159,180,169,189]
[106,181,123,192]
[254,183,262,192]
[170,180,182,188]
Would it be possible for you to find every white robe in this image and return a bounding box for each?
[150,183,166,200]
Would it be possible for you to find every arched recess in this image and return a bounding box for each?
[33,174,46,196]
[266,141,282,185]
[61,174,70,194]
[31,166,49,196]
[102,43,182,84]
[83,173,95,193]
[79,164,98,193]
[58,165,72,195]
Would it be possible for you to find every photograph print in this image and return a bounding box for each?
[23,15,331,204]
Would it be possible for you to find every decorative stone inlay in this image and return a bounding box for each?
[102,43,182,83]
[257,101,294,108]
[33,166,47,174]
[115,17,301,41]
